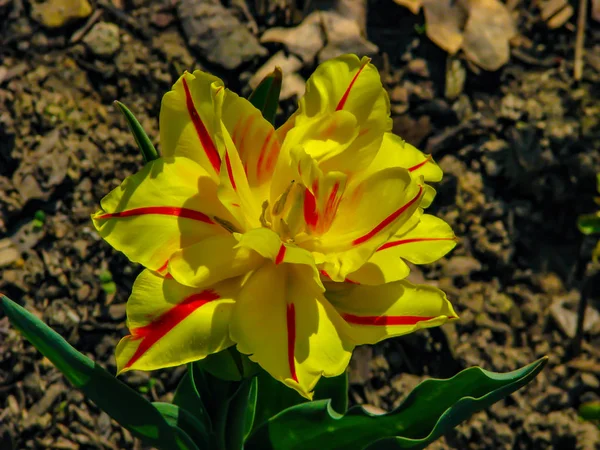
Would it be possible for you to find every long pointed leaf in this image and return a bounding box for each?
[173,366,212,431]
[153,402,210,448]
[245,358,547,450]
[114,101,159,163]
[248,68,282,125]
[0,295,194,450]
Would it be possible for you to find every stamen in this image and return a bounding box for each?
[212,216,239,233]
[272,180,295,216]
[260,200,271,228]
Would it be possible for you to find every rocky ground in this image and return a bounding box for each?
[1,0,600,448]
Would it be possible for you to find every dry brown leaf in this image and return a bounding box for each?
[593,0,600,22]
[461,0,516,71]
[318,11,378,62]
[422,0,467,55]
[392,0,422,14]
[394,0,516,71]
[260,12,325,63]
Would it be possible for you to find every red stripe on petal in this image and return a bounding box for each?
[335,60,369,111]
[303,188,319,230]
[96,206,214,224]
[342,313,435,326]
[156,259,169,274]
[352,185,423,246]
[377,237,455,252]
[275,244,286,265]
[125,289,220,368]
[225,152,237,191]
[256,129,274,179]
[408,155,433,173]
[286,303,298,383]
[182,78,221,173]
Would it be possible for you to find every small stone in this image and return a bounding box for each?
[83,22,121,58]
[0,239,19,267]
[443,256,482,277]
[407,58,430,78]
[31,0,92,29]
[390,85,409,104]
[108,303,126,320]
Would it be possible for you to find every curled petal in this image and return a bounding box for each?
[116,270,238,373]
[377,214,457,264]
[230,263,353,398]
[92,158,233,272]
[168,234,265,288]
[327,280,457,345]
[279,54,391,174]
[160,71,225,176]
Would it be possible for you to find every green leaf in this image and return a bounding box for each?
[578,212,600,235]
[245,358,547,450]
[189,361,253,450]
[173,366,212,432]
[251,369,349,436]
[579,401,600,421]
[248,68,282,125]
[225,378,254,450]
[0,295,195,450]
[314,371,348,414]
[115,101,159,163]
[244,377,258,440]
[153,402,210,448]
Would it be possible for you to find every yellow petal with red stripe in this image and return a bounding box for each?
[327,280,457,345]
[378,213,457,264]
[345,213,455,285]
[366,133,442,183]
[116,270,238,373]
[159,71,225,177]
[304,167,423,280]
[91,157,233,272]
[281,54,392,174]
[220,89,281,189]
[229,262,352,399]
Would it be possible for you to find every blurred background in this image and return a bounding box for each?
[1,0,600,448]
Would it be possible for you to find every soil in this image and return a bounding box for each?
[1,0,600,449]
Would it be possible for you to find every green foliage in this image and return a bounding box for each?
[244,358,547,450]
[248,68,282,125]
[0,295,198,450]
[579,401,600,422]
[577,173,600,260]
[115,101,159,163]
[98,270,117,294]
[32,210,46,229]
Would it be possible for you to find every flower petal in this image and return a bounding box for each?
[168,234,264,288]
[345,213,456,285]
[327,280,457,345]
[159,71,225,175]
[220,89,281,188]
[116,270,237,373]
[377,214,457,264]
[92,157,233,272]
[229,263,353,398]
[304,167,423,280]
[366,133,442,182]
[279,54,391,173]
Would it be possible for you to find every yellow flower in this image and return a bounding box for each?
[92,55,457,398]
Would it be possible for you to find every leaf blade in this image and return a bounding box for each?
[114,101,159,163]
[245,358,547,450]
[248,68,282,125]
[0,295,194,450]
